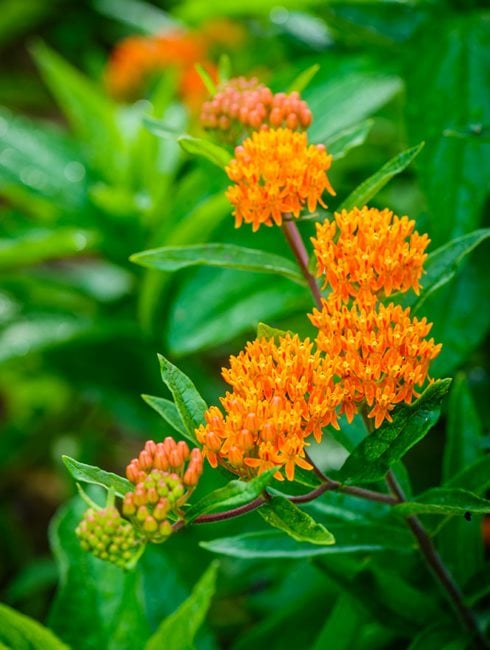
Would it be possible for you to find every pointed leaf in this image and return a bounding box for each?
[256,322,288,340]
[339,380,451,484]
[259,496,335,545]
[158,355,207,442]
[217,53,231,84]
[195,63,216,95]
[287,63,320,94]
[201,521,412,559]
[0,602,69,650]
[326,119,373,161]
[185,469,275,523]
[145,561,219,650]
[447,455,490,495]
[130,243,305,285]
[62,456,132,497]
[177,134,232,168]
[402,229,490,312]
[395,487,490,516]
[141,394,188,439]
[143,116,182,140]
[339,142,425,211]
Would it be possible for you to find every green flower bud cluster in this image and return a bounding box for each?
[76,506,143,569]
[123,469,186,543]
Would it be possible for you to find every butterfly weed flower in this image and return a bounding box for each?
[309,297,442,427]
[195,334,344,481]
[312,206,430,306]
[76,506,143,569]
[200,76,312,133]
[225,128,335,231]
[123,438,203,541]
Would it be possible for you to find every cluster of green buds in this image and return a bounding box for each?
[76,506,143,569]
[123,437,204,543]
[200,76,312,134]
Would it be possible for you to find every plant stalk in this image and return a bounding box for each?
[281,219,323,309]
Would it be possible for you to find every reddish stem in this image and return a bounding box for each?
[281,219,323,309]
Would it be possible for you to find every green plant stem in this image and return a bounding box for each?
[386,469,488,649]
[281,219,323,309]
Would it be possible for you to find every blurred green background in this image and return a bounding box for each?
[0,0,489,647]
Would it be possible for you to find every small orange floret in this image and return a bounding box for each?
[312,206,430,305]
[309,297,442,428]
[225,128,335,231]
[195,334,343,481]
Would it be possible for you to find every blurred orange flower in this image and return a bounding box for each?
[225,128,335,231]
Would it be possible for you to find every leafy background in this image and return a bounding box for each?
[0,0,489,648]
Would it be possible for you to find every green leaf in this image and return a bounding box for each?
[0,602,69,650]
[62,456,132,498]
[447,456,490,495]
[405,13,490,247]
[217,53,231,84]
[177,135,232,168]
[201,520,412,559]
[0,228,97,270]
[145,561,219,650]
[143,115,182,140]
[339,380,451,484]
[401,229,490,312]
[130,243,305,286]
[48,495,150,650]
[256,322,288,340]
[141,394,188,439]
[31,42,125,183]
[259,496,335,545]
[395,487,490,517]
[407,623,468,650]
[158,355,207,442]
[94,0,181,35]
[326,119,373,161]
[339,142,425,211]
[195,63,216,95]
[287,63,320,94]
[311,594,366,650]
[185,469,276,523]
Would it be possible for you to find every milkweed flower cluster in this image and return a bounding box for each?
[200,76,312,133]
[226,128,335,231]
[76,506,143,569]
[196,334,343,481]
[123,438,203,542]
[310,206,441,427]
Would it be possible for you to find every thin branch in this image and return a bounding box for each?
[386,470,488,649]
[281,219,323,309]
[189,495,266,524]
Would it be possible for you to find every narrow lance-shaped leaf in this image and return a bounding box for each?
[400,229,490,312]
[62,456,132,497]
[195,63,216,95]
[141,394,188,439]
[339,379,452,484]
[339,142,425,211]
[145,561,219,650]
[259,496,335,545]
[158,354,207,443]
[326,119,373,161]
[287,63,320,94]
[0,603,69,650]
[185,468,276,523]
[394,487,490,517]
[177,134,232,168]
[130,243,305,286]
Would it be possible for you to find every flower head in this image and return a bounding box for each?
[123,438,203,541]
[226,128,335,231]
[76,506,143,569]
[309,297,442,427]
[195,334,343,480]
[312,206,430,305]
[200,77,312,134]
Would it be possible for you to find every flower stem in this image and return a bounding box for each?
[386,469,487,649]
[281,219,323,309]
[190,495,266,524]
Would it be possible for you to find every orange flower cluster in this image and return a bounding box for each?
[105,29,214,106]
[123,438,203,541]
[226,128,335,231]
[200,76,312,132]
[309,298,442,427]
[312,207,430,305]
[195,334,344,481]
